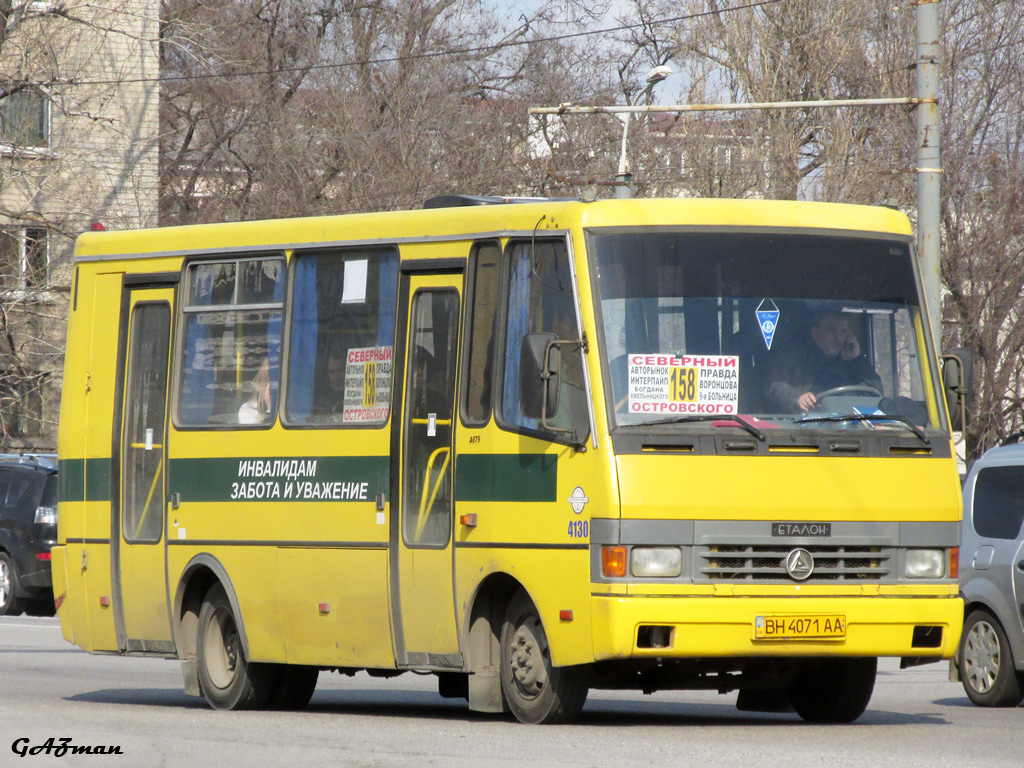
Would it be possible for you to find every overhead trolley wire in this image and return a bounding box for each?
[43,0,784,88]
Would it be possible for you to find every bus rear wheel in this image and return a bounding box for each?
[788,657,876,723]
[271,665,319,710]
[197,583,277,710]
[499,590,588,724]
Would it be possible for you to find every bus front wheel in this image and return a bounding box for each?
[499,590,588,724]
[197,583,278,710]
[788,657,876,723]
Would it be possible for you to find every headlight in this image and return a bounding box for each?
[905,549,944,579]
[631,547,682,578]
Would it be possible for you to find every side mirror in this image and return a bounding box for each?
[519,333,559,421]
[942,348,973,432]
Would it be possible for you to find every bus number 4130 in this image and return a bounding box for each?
[568,520,589,538]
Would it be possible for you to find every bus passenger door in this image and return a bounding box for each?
[113,284,175,653]
[392,271,462,667]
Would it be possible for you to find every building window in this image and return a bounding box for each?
[0,227,49,290]
[0,89,50,148]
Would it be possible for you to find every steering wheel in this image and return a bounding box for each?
[814,384,883,400]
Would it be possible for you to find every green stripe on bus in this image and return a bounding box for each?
[454,453,558,502]
[168,456,390,503]
[60,453,555,504]
[58,458,112,502]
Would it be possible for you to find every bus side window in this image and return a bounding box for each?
[498,239,589,442]
[177,256,284,428]
[461,241,500,425]
[284,247,398,426]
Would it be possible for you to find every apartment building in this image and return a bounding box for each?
[0,0,159,450]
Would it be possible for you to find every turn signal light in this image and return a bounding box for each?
[949,547,959,579]
[602,546,627,578]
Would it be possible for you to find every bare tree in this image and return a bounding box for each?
[533,0,919,202]
[653,0,915,202]
[938,0,1024,456]
[159,0,586,221]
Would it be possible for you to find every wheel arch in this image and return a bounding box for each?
[962,584,1024,672]
[0,535,20,574]
[173,554,250,663]
[463,571,523,672]
[460,571,524,713]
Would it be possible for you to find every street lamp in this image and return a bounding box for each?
[615,65,673,199]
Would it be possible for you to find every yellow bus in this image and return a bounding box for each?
[53,196,964,723]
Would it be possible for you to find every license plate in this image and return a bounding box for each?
[754,614,846,640]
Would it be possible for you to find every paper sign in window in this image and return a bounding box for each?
[627,353,739,415]
[342,259,368,304]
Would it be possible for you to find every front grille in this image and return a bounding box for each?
[698,544,891,582]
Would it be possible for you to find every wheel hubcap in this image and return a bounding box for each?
[204,607,240,690]
[508,616,549,699]
[0,561,10,605]
[964,620,1001,694]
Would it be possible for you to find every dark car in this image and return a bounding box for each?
[0,455,58,617]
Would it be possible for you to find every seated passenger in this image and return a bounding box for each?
[766,312,882,413]
[321,347,348,416]
[238,359,272,424]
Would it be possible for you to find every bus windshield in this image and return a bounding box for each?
[590,229,942,433]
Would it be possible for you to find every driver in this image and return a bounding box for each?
[766,311,882,413]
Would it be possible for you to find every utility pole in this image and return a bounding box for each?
[615,113,633,199]
[916,0,942,348]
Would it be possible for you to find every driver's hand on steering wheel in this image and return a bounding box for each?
[798,392,817,412]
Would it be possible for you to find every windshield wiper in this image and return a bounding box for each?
[796,412,930,445]
[642,414,766,442]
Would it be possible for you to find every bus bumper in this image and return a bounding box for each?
[590,594,963,661]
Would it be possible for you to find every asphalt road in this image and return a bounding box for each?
[0,615,1020,767]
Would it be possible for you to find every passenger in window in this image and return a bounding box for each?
[411,345,449,416]
[238,359,272,424]
[321,347,349,417]
[766,312,882,413]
